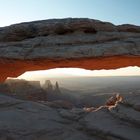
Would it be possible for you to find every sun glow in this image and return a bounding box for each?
[17,66,140,81]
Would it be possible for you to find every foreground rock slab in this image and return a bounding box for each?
[0,93,139,140]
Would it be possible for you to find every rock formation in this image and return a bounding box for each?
[42,80,61,100]
[42,80,53,92]
[0,79,47,101]
[0,79,77,104]
[0,18,140,81]
[54,81,61,93]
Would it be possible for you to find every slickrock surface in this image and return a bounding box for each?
[0,93,139,140]
[0,18,140,81]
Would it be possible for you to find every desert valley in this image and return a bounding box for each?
[0,74,139,140]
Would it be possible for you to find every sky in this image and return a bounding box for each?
[1,0,140,78]
[0,0,140,27]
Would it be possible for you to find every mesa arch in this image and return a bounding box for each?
[0,18,140,82]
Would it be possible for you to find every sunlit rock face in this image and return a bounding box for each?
[0,18,140,81]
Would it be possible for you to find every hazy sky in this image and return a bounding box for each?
[0,0,140,27]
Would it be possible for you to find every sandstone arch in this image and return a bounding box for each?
[0,18,140,82]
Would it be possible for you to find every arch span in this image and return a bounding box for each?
[0,18,140,82]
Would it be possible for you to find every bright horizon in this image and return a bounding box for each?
[17,66,140,81]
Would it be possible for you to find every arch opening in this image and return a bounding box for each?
[15,66,140,91]
[2,66,140,108]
